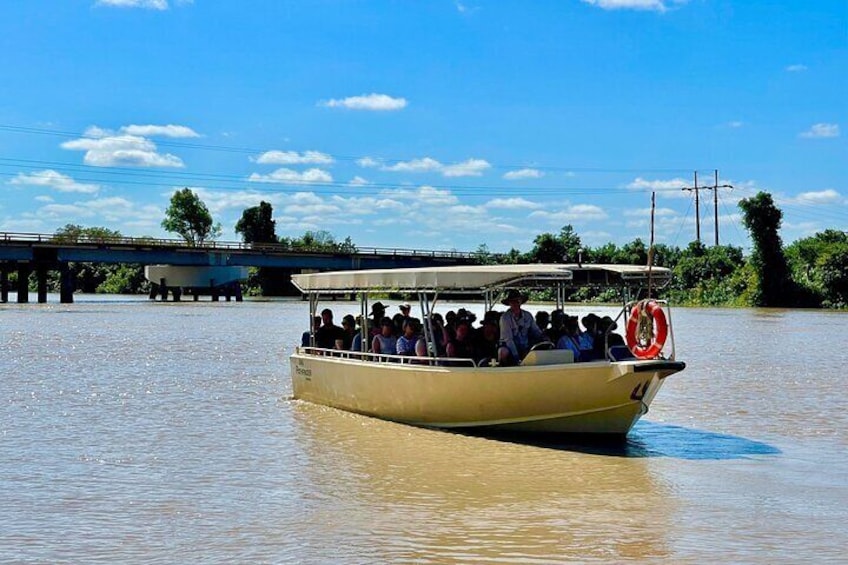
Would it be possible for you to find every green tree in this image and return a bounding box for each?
[235,201,277,244]
[527,225,582,263]
[738,191,792,306]
[161,188,222,246]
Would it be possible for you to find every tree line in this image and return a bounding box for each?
[12,188,847,308]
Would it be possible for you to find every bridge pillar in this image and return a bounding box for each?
[210,279,219,302]
[60,263,74,304]
[172,286,182,302]
[16,263,30,303]
[36,265,48,304]
[234,282,243,302]
[1,266,8,303]
[159,278,168,301]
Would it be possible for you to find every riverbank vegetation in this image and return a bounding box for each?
[16,189,847,309]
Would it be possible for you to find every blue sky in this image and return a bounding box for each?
[1,0,845,252]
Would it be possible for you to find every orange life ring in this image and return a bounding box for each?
[625,300,668,359]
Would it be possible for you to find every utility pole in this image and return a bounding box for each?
[702,169,733,246]
[683,171,701,243]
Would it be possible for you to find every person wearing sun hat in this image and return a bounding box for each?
[498,289,543,365]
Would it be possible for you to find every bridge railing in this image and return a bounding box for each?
[0,231,478,260]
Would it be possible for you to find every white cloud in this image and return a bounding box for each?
[443,158,491,177]
[623,207,678,217]
[349,176,370,186]
[626,177,692,198]
[382,157,444,173]
[34,195,54,203]
[320,93,407,111]
[485,197,541,210]
[39,203,96,218]
[380,185,460,206]
[581,0,687,12]
[800,123,840,138]
[791,189,843,205]
[247,168,333,184]
[529,204,608,223]
[120,124,200,138]
[356,156,381,168]
[61,127,185,168]
[785,64,808,72]
[503,168,544,180]
[10,170,100,194]
[254,150,334,165]
[381,156,491,177]
[725,121,744,128]
[95,0,168,9]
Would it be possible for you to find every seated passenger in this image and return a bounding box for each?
[556,315,583,360]
[301,315,321,347]
[446,319,476,362]
[498,289,544,366]
[593,316,626,360]
[371,317,397,355]
[315,308,345,349]
[340,314,356,350]
[546,309,566,343]
[579,313,600,358]
[396,318,421,356]
[474,316,500,365]
[535,310,550,333]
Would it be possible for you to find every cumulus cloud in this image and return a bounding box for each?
[349,176,370,186]
[35,196,163,227]
[800,123,840,138]
[10,170,100,194]
[503,168,544,180]
[382,157,444,174]
[529,204,608,223]
[791,189,843,205]
[320,93,407,111]
[785,64,808,72]
[253,150,334,165]
[380,185,460,206]
[485,197,541,210]
[623,206,678,217]
[247,168,333,184]
[120,124,200,138]
[581,0,687,12]
[443,158,491,177]
[61,125,189,167]
[381,156,491,177]
[356,156,381,168]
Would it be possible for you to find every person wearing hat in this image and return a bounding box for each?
[399,302,412,316]
[593,316,626,359]
[498,289,543,365]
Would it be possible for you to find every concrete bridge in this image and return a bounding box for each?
[0,232,478,303]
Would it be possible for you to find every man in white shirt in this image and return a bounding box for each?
[498,289,543,365]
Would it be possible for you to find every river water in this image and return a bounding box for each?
[1,296,846,563]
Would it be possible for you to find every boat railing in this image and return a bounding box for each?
[298,346,478,367]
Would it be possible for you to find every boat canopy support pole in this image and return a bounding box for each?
[359,293,369,352]
[418,291,437,359]
[308,293,318,347]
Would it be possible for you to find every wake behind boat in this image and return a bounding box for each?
[290,264,685,437]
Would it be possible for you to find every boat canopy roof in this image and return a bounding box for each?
[291,264,672,294]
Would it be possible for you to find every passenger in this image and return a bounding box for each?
[535,311,550,333]
[579,313,599,358]
[369,302,387,336]
[396,318,421,356]
[340,314,357,350]
[446,318,476,362]
[498,289,544,366]
[474,316,500,365]
[444,310,458,343]
[546,309,565,343]
[301,315,321,347]
[351,315,365,352]
[427,313,447,356]
[556,315,583,360]
[392,312,406,336]
[398,302,412,322]
[594,316,626,359]
[315,308,345,349]
[371,317,397,355]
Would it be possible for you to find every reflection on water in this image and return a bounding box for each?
[459,421,782,460]
[1,300,846,562]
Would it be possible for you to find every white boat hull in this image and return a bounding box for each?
[290,351,684,436]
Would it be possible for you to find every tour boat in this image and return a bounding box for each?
[290,264,685,437]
